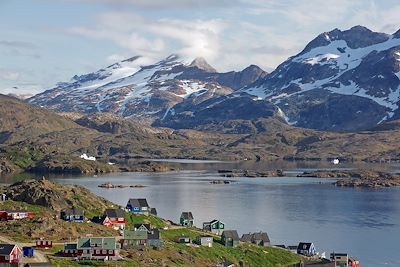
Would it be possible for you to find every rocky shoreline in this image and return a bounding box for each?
[297,169,400,188]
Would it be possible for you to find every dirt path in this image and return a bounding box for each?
[0,235,49,263]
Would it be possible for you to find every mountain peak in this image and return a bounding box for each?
[189,57,217,73]
[301,25,390,54]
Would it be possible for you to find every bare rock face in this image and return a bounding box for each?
[5,179,72,209]
[4,179,113,212]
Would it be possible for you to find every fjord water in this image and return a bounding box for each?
[52,167,400,267]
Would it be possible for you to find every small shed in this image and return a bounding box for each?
[0,193,6,202]
[22,247,34,257]
[177,236,191,244]
[196,236,213,247]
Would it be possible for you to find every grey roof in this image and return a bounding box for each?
[252,232,270,242]
[240,234,252,242]
[0,244,16,255]
[221,230,239,240]
[180,212,193,220]
[104,209,125,219]
[61,207,84,216]
[127,198,149,208]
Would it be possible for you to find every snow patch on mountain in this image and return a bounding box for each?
[303,53,340,65]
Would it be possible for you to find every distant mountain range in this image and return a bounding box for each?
[28,55,266,123]
[28,25,400,132]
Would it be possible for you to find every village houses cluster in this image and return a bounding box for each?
[0,194,360,266]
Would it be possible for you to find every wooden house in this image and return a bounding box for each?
[102,209,126,230]
[180,212,194,227]
[76,237,120,261]
[35,240,52,250]
[3,211,34,221]
[221,230,240,247]
[240,232,270,247]
[196,236,213,247]
[330,253,360,267]
[0,244,22,265]
[60,208,84,223]
[63,243,77,257]
[203,219,225,235]
[126,198,150,215]
[297,242,316,257]
[121,224,162,249]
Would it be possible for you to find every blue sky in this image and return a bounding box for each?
[1,0,400,95]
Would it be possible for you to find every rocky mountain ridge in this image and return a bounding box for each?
[28,55,267,123]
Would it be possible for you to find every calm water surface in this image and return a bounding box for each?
[51,169,400,267]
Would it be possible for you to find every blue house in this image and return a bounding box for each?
[126,199,150,215]
[60,208,84,223]
[297,242,316,257]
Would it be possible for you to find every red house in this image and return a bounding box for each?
[4,211,34,221]
[35,240,53,249]
[63,243,77,257]
[102,209,126,230]
[0,244,22,265]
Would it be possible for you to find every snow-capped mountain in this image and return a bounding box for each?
[29,54,266,121]
[242,26,400,131]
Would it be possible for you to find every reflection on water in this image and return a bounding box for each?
[48,170,400,267]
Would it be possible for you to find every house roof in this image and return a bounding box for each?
[240,234,252,242]
[0,244,16,255]
[124,230,148,240]
[127,198,149,208]
[298,242,314,250]
[180,212,193,220]
[77,237,116,250]
[252,232,270,242]
[221,230,239,240]
[61,207,84,216]
[64,243,77,250]
[134,224,151,232]
[104,209,125,218]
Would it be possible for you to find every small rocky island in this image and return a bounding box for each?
[218,169,284,178]
[297,169,400,188]
[98,182,146,188]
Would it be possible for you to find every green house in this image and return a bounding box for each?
[203,219,225,235]
[121,229,148,248]
[180,212,194,227]
[221,230,240,248]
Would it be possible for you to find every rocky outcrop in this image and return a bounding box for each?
[3,178,114,211]
[28,155,117,174]
[297,169,400,188]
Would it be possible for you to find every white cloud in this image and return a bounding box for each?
[68,12,227,63]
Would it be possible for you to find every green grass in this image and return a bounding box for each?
[124,213,167,229]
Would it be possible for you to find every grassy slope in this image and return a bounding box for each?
[50,228,302,267]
